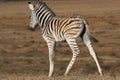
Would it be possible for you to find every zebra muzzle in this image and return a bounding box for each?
[29,27,35,31]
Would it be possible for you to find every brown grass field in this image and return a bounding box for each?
[0,0,120,80]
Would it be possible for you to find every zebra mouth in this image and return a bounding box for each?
[29,24,38,31]
[29,27,35,31]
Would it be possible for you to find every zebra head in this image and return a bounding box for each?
[28,1,38,31]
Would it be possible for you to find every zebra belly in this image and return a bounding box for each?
[53,34,65,42]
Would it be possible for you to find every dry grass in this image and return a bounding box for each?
[0,0,120,80]
[0,74,120,80]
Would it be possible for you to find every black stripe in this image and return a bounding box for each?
[80,24,86,40]
[42,12,50,27]
[44,13,52,23]
[36,10,44,20]
[50,19,54,31]
[65,20,79,27]
[35,5,45,16]
[58,20,64,38]
[39,11,48,27]
[54,19,57,26]
[60,19,68,27]
[64,27,80,34]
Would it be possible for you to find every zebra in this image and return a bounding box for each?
[28,1,103,77]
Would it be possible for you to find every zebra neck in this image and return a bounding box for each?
[38,13,56,28]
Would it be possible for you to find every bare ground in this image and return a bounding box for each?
[0,0,120,80]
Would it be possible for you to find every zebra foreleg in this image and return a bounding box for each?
[64,39,80,76]
[47,40,56,77]
[83,38,103,76]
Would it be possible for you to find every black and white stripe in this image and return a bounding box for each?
[28,1,102,77]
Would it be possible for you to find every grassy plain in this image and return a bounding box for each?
[0,0,120,80]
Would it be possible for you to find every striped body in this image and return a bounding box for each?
[33,2,84,42]
[42,17,83,42]
[28,1,102,77]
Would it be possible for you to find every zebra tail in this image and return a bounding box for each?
[81,19,99,43]
[89,35,99,43]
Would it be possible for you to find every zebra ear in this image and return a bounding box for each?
[28,2,34,10]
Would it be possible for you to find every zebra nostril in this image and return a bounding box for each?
[29,16,31,18]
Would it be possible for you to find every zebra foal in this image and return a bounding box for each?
[28,1,103,77]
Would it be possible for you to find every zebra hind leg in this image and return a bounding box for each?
[83,35,103,76]
[64,39,80,76]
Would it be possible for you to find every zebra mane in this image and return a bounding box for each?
[35,1,56,16]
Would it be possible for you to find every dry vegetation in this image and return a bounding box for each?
[0,0,120,80]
